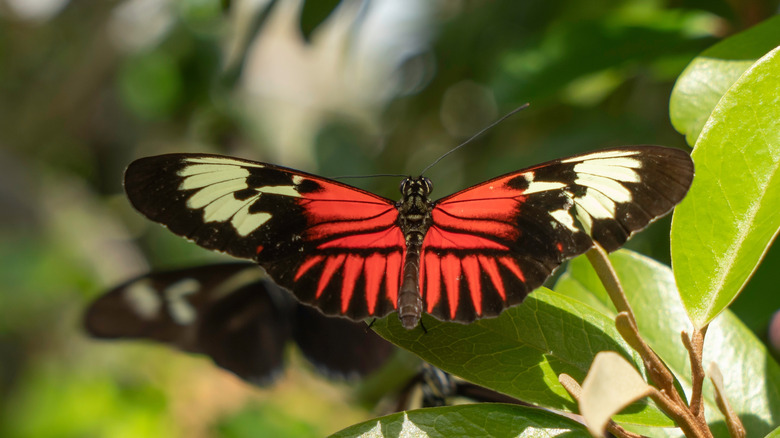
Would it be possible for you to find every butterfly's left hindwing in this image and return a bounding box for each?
[125,154,405,321]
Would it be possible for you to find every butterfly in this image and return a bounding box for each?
[124,145,694,330]
[84,262,395,384]
[391,363,524,412]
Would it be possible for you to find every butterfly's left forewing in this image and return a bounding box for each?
[421,146,693,322]
[125,154,405,321]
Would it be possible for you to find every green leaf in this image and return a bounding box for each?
[669,16,780,146]
[372,287,671,427]
[330,404,591,438]
[766,426,780,438]
[556,250,780,437]
[671,45,780,327]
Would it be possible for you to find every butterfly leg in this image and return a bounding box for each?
[365,318,377,333]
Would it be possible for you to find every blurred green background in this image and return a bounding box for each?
[1,0,778,436]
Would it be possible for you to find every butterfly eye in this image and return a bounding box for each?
[399,179,410,194]
[423,178,433,194]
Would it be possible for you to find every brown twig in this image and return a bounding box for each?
[585,247,635,324]
[584,246,714,438]
[708,363,746,438]
[682,326,708,421]
[614,314,685,405]
[645,387,712,438]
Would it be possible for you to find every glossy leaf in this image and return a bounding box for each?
[669,15,780,146]
[671,45,780,327]
[556,250,780,437]
[330,404,591,438]
[373,286,671,427]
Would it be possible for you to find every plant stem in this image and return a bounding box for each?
[584,246,714,438]
[682,326,708,420]
[708,363,746,438]
[585,246,635,324]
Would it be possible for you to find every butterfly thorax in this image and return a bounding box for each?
[396,176,434,329]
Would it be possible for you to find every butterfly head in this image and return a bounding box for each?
[399,176,433,198]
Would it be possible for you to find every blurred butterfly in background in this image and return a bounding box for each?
[388,363,525,413]
[123,146,694,330]
[84,262,395,384]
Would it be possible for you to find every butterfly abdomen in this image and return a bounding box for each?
[397,177,435,329]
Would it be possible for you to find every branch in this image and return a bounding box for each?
[584,246,714,438]
[682,326,708,420]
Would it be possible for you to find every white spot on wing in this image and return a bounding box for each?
[523,181,567,194]
[232,202,272,236]
[259,185,300,197]
[574,174,633,203]
[187,179,251,209]
[584,187,617,215]
[124,279,161,319]
[573,189,613,219]
[165,278,200,325]
[177,161,301,236]
[575,203,593,235]
[550,209,579,232]
[178,165,249,184]
[573,158,641,183]
[202,192,256,222]
[560,149,640,163]
[182,156,265,168]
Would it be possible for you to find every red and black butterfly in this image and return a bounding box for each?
[124,146,693,329]
[84,263,395,384]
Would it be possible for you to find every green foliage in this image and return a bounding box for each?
[215,403,319,438]
[371,286,669,427]
[119,51,183,120]
[2,1,780,437]
[669,16,780,146]
[341,17,780,437]
[671,43,780,327]
[331,404,591,438]
[365,250,780,437]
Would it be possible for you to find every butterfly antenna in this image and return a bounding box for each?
[420,103,530,176]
